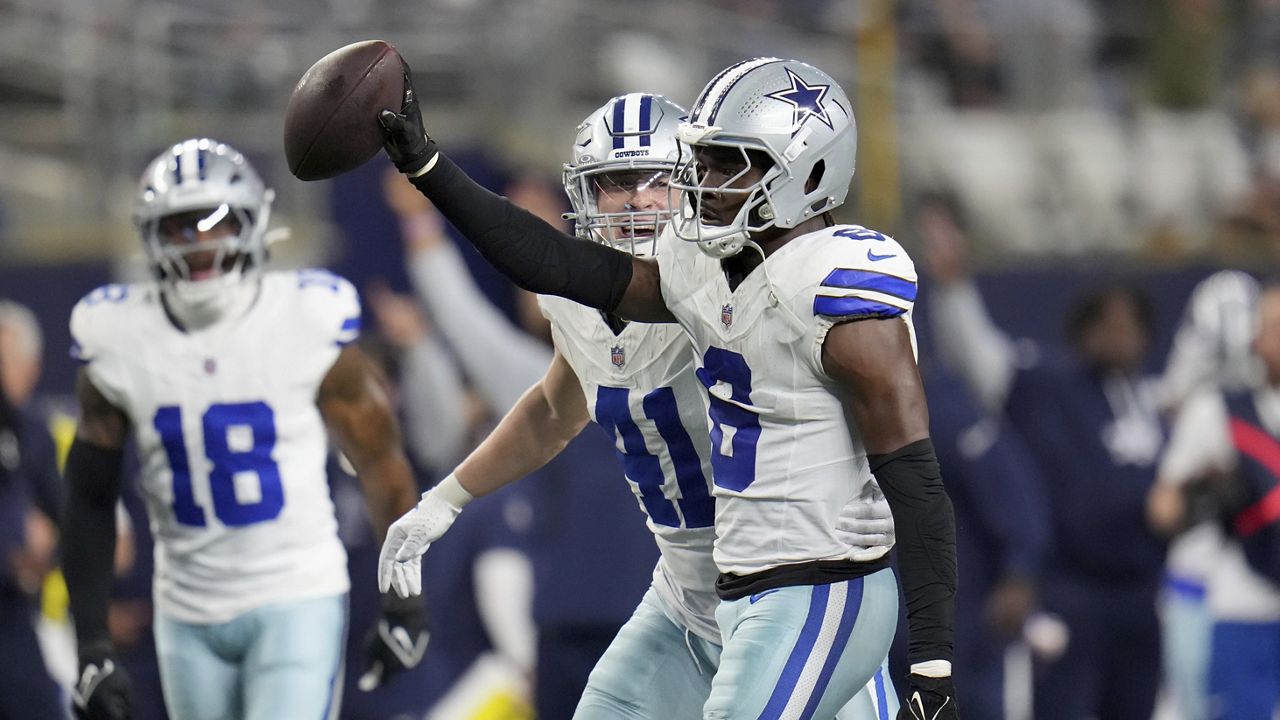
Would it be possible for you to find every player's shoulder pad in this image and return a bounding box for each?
[69,282,148,363]
[287,269,362,347]
[800,225,917,321]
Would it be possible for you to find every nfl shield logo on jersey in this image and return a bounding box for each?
[610,345,626,368]
[721,304,734,328]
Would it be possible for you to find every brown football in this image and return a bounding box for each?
[284,40,404,181]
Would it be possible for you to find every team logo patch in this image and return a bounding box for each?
[764,67,834,134]
[721,304,734,328]
[610,345,626,368]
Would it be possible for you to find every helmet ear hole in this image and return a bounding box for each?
[806,160,825,194]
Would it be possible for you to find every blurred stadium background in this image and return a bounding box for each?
[2,1,1279,719]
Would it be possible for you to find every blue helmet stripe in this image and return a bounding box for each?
[692,61,744,119]
[638,95,653,147]
[708,58,785,125]
[612,97,627,150]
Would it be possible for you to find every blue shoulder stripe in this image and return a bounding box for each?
[813,295,907,319]
[340,316,361,332]
[820,268,916,303]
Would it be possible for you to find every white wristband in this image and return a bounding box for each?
[910,660,952,678]
[426,472,474,511]
[408,150,440,178]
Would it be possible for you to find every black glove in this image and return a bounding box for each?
[378,58,439,175]
[357,599,429,691]
[899,674,959,720]
[72,643,133,720]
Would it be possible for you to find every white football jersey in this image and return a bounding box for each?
[538,294,720,642]
[657,225,908,575]
[70,270,359,623]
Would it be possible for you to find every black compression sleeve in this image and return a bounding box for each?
[869,438,957,666]
[61,439,124,649]
[408,152,634,312]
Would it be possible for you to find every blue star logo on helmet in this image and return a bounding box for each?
[764,67,834,134]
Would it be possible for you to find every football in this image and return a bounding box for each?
[284,40,405,181]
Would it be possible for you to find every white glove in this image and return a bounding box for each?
[378,473,474,598]
[836,485,895,548]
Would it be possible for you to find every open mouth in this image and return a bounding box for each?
[618,225,657,239]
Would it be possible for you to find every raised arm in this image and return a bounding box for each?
[919,208,1018,413]
[377,349,591,598]
[822,317,959,717]
[378,61,674,323]
[63,368,134,720]
[387,187,553,412]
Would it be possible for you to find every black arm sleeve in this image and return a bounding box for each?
[61,439,124,650]
[408,152,634,313]
[870,438,957,666]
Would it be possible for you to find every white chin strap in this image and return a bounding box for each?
[164,269,258,330]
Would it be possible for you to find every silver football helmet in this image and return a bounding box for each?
[1162,269,1261,408]
[563,93,684,256]
[670,58,857,258]
[134,139,274,324]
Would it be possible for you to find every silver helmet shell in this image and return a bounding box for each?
[1162,269,1261,407]
[134,139,275,323]
[563,93,685,256]
[671,58,857,258]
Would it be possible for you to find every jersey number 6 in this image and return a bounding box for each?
[154,402,285,527]
[697,348,761,492]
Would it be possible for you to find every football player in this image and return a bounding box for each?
[61,139,427,720]
[1149,279,1280,719]
[379,58,959,719]
[379,93,899,718]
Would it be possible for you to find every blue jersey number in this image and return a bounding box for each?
[696,348,761,492]
[154,402,284,527]
[834,227,887,242]
[595,385,714,528]
[84,284,129,305]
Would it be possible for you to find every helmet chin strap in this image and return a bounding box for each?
[163,269,260,331]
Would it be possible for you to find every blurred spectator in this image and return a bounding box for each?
[363,284,472,474]
[1148,280,1280,720]
[0,301,62,526]
[922,200,1167,720]
[382,169,657,719]
[921,365,1050,720]
[0,356,63,719]
[1134,0,1251,253]
[1150,270,1259,720]
[0,300,65,719]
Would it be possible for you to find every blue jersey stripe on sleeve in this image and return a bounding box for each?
[813,295,907,318]
[340,317,361,332]
[820,268,917,303]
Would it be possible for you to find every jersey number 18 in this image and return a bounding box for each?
[154,402,284,527]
